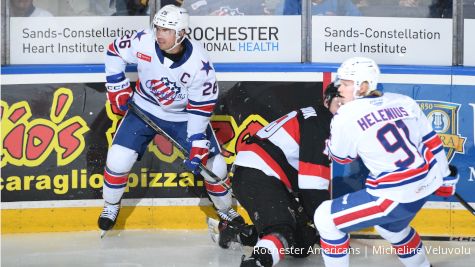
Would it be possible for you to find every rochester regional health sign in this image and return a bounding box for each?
[9,16,301,64]
[188,16,301,62]
[312,16,452,65]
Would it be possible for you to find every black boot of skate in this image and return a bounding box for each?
[98,201,120,233]
[217,208,245,248]
[240,249,273,267]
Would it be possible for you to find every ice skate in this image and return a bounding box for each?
[98,201,120,238]
[240,256,262,267]
[216,208,244,248]
[212,208,257,248]
[240,251,273,267]
[217,207,244,224]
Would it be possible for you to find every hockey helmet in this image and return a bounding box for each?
[152,5,189,33]
[323,82,340,106]
[336,57,380,98]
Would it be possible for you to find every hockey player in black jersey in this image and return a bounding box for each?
[223,83,341,267]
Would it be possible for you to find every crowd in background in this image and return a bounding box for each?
[9,0,475,18]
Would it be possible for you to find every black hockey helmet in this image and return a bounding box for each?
[323,82,341,105]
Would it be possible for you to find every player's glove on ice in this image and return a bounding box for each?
[106,78,133,116]
[435,165,459,197]
[184,133,210,175]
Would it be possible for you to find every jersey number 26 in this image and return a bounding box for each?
[202,82,218,96]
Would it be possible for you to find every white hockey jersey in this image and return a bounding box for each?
[327,93,450,203]
[105,29,218,137]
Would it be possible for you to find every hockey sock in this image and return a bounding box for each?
[314,200,350,267]
[253,233,288,266]
[320,234,350,267]
[102,144,137,204]
[205,179,232,210]
[103,166,128,204]
[202,154,232,210]
[376,226,430,267]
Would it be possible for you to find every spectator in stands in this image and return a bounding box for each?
[428,0,475,18]
[265,0,284,14]
[358,0,429,18]
[61,0,183,16]
[464,0,475,18]
[114,0,149,15]
[183,0,269,15]
[161,0,183,7]
[429,0,452,18]
[399,0,420,7]
[10,0,53,17]
[59,0,116,16]
[397,0,428,17]
[354,0,369,9]
[283,0,361,16]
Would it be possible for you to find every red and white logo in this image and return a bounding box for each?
[137,52,151,62]
[145,78,181,106]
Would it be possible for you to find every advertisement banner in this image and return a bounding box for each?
[2,81,474,203]
[2,79,474,236]
[9,16,301,64]
[9,16,149,64]
[464,19,475,66]
[188,16,301,62]
[312,16,452,65]
[0,81,322,202]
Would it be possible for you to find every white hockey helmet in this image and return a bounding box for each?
[152,5,189,34]
[152,5,189,52]
[336,57,380,98]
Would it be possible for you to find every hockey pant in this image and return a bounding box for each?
[102,108,231,210]
[233,166,320,266]
[314,189,430,267]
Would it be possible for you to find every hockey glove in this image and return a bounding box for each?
[435,165,459,197]
[106,78,133,116]
[184,133,210,175]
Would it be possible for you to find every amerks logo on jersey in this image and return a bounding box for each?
[145,78,183,106]
[417,100,466,162]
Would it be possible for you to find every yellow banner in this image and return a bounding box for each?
[438,133,465,152]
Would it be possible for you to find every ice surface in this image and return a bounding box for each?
[2,230,474,266]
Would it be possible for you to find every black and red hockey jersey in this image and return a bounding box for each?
[233,105,332,192]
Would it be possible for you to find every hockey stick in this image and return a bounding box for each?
[128,101,232,191]
[351,234,475,242]
[454,192,475,217]
[128,102,247,245]
[447,165,475,217]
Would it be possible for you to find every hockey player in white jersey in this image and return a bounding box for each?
[98,5,242,237]
[314,57,458,267]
